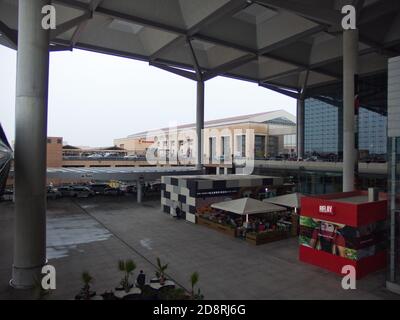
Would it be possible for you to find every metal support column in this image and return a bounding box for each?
[342,29,359,192]
[11,0,51,288]
[296,99,305,160]
[137,181,143,204]
[196,80,205,170]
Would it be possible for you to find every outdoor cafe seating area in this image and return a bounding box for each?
[197,197,295,245]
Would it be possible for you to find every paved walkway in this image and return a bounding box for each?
[0,196,398,300]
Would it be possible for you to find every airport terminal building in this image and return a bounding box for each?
[115,110,297,162]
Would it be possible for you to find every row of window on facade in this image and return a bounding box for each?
[153,134,296,160]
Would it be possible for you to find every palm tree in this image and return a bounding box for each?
[155,257,168,284]
[82,271,93,283]
[80,271,95,300]
[118,259,136,292]
[190,272,199,296]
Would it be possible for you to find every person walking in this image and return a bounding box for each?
[136,270,146,288]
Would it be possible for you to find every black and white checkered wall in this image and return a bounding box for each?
[161,175,283,223]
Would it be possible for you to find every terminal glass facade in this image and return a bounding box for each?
[304,73,388,160]
[359,107,387,156]
[304,98,340,155]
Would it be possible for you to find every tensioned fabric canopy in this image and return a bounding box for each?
[1,0,399,95]
[211,197,286,215]
[263,192,304,209]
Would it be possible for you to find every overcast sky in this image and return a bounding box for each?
[0,45,295,147]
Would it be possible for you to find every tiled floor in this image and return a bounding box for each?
[0,196,398,300]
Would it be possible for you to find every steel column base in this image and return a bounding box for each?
[10,263,45,289]
[386,281,400,295]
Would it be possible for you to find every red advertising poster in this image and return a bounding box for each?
[299,191,387,279]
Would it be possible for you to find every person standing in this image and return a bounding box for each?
[136,270,146,288]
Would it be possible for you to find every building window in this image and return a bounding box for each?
[57,138,62,144]
[284,134,296,149]
[221,136,231,158]
[209,137,216,161]
[47,138,51,144]
[255,135,266,159]
[267,136,279,157]
[235,135,246,157]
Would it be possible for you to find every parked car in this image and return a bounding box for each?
[58,185,94,198]
[90,183,110,195]
[58,186,76,197]
[124,185,137,193]
[46,186,62,200]
[71,186,95,198]
[104,187,124,196]
[124,154,138,160]
[104,152,118,158]
[87,154,103,159]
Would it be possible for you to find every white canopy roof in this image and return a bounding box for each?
[211,197,286,215]
[263,192,304,209]
[1,0,398,94]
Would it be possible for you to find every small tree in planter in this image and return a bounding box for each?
[117,259,136,292]
[155,257,168,285]
[190,272,204,300]
[75,271,96,300]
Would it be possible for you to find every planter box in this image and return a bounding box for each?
[197,216,237,237]
[246,230,289,245]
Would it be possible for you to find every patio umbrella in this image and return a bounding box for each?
[211,197,286,219]
[263,193,304,210]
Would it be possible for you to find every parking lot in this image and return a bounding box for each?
[0,195,398,300]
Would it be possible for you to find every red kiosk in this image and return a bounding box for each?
[299,191,387,279]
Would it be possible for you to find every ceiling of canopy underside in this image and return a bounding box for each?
[0,0,399,93]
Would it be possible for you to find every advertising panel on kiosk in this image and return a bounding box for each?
[299,191,388,279]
